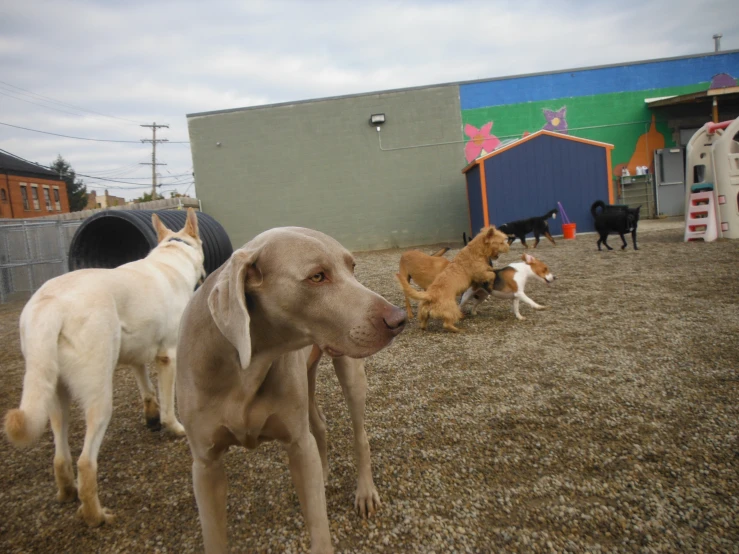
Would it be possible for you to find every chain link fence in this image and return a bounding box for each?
[0,219,82,304]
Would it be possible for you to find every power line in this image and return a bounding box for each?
[0,89,93,118]
[86,183,152,190]
[0,121,142,143]
[0,120,191,144]
[0,79,145,125]
[0,148,190,187]
[86,181,194,192]
[86,180,193,190]
[75,172,190,186]
[78,162,149,177]
[88,173,192,180]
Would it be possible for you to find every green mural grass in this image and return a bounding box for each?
[462,82,709,171]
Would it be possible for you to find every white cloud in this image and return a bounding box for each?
[1,0,737,200]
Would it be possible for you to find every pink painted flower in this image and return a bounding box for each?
[464,122,501,162]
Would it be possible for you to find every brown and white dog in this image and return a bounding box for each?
[397,247,450,318]
[459,253,555,320]
[396,226,510,332]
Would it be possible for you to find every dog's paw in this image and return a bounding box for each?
[516,315,527,321]
[355,484,381,519]
[163,420,187,437]
[534,305,549,311]
[146,414,162,432]
[57,484,78,503]
[77,505,114,527]
[99,508,115,525]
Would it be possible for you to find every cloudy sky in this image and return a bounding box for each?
[1,0,737,200]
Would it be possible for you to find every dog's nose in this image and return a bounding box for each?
[382,306,407,335]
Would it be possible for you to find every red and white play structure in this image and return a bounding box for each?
[684,117,739,242]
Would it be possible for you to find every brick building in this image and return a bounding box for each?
[0,151,70,219]
[86,190,127,209]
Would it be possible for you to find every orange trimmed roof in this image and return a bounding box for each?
[462,130,614,174]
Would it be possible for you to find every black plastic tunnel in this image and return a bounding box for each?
[68,210,233,275]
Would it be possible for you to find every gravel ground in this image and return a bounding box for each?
[1,225,738,553]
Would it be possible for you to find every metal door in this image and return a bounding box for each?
[654,148,686,216]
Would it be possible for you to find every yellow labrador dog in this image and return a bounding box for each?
[4,208,205,527]
[176,227,406,554]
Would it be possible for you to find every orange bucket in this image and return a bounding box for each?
[562,222,576,239]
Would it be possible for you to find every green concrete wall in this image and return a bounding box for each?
[188,86,467,251]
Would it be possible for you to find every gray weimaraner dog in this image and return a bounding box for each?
[176,227,406,553]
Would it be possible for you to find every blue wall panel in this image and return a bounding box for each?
[460,51,739,109]
[465,165,485,236]
[482,135,610,236]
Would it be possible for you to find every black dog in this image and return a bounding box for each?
[497,208,558,248]
[591,200,640,251]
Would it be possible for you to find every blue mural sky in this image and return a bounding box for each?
[1,0,738,199]
[460,53,739,109]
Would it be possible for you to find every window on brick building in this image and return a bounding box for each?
[20,185,30,210]
[30,185,40,210]
[43,187,52,211]
[0,189,6,202]
[53,187,61,210]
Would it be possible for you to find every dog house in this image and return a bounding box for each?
[462,130,614,236]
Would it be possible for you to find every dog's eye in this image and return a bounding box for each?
[309,272,326,283]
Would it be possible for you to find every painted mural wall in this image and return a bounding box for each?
[459,52,739,182]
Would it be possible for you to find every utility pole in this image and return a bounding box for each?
[140,122,169,198]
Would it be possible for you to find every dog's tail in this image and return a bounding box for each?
[429,247,450,257]
[395,273,430,301]
[591,200,606,218]
[4,302,64,448]
[544,208,559,220]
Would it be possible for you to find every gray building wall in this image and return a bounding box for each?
[187,86,468,251]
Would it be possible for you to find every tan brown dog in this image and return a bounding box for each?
[397,247,450,317]
[396,226,510,332]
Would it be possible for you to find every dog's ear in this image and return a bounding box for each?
[208,248,263,370]
[523,253,534,264]
[151,214,170,243]
[183,208,200,239]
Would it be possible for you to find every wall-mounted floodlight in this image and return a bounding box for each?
[369,113,386,125]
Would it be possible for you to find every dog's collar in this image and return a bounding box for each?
[168,237,194,248]
[165,237,204,290]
